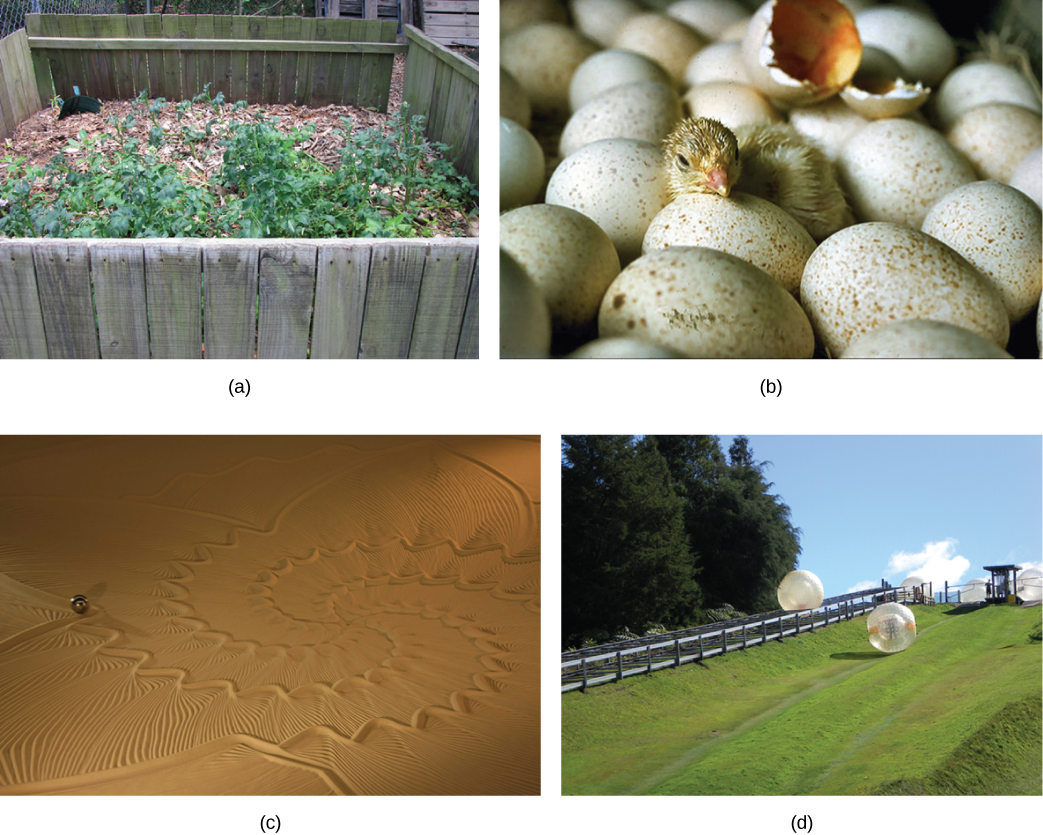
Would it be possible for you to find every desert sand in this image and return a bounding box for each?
[0,796,538,833]
[0,436,540,795]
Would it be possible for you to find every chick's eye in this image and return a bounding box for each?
[675,154,690,169]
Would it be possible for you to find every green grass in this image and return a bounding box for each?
[561,604,1042,795]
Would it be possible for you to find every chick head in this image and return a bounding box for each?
[663,117,742,199]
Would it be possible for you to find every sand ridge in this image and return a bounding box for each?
[0,436,540,795]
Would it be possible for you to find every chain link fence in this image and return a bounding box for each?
[1,1,126,40]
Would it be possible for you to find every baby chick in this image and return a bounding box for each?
[663,116,853,241]
[663,358,851,433]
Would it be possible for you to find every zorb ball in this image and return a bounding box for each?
[867,602,917,653]
[962,577,989,603]
[777,570,824,611]
[1016,568,1042,602]
[775,792,821,829]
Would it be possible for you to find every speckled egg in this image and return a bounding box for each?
[546,360,667,433]
[598,246,815,358]
[854,6,956,87]
[500,23,599,115]
[1010,146,1042,208]
[500,118,545,212]
[611,13,706,86]
[659,412,784,435]
[569,49,673,113]
[570,0,643,47]
[642,192,816,295]
[500,250,551,358]
[500,68,531,129]
[933,61,1042,132]
[560,81,683,158]
[667,0,750,40]
[921,181,1042,322]
[840,320,1013,358]
[801,222,1010,356]
[545,138,671,265]
[838,119,976,228]
[946,103,1043,183]
[830,360,976,433]
[788,98,870,162]
[683,81,782,129]
[934,400,1038,433]
[567,337,684,358]
[684,40,750,87]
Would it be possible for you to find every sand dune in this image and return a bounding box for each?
[0,436,540,795]
[0,796,538,833]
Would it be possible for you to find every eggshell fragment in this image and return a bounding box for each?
[542,360,671,433]
[560,81,683,158]
[801,222,1010,356]
[567,337,684,358]
[854,7,956,87]
[599,247,814,358]
[545,139,671,265]
[500,118,545,212]
[741,0,862,105]
[830,360,976,433]
[946,104,1043,183]
[930,398,1043,433]
[933,61,1043,132]
[643,192,815,295]
[569,49,673,113]
[683,81,782,130]
[500,251,551,358]
[501,23,599,115]
[659,412,784,435]
[838,119,976,228]
[1009,146,1043,208]
[841,320,1013,358]
[921,181,1043,322]
[839,48,929,120]
[611,13,707,87]
[500,204,622,337]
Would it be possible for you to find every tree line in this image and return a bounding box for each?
[561,435,802,649]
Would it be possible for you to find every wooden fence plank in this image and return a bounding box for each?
[229,17,250,102]
[90,242,150,359]
[27,38,405,54]
[126,14,148,99]
[143,14,164,100]
[212,15,233,101]
[0,36,22,134]
[294,18,316,105]
[262,16,283,105]
[144,242,202,359]
[33,241,97,359]
[160,14,182,101]
[256,243,316,359]
[358,242,424,358]
[311,242,372,359]
[87,15,115,100]
[24,15,55,107]
[0,242,49,359]
[277,17,301,104]
[309,19,333,107]
[245,16,266,105]
[193,15,216,100]
[202,242,258,359]
[104,15,132,101]
[408,242,474,358]
[455,247,478,359]
[178,15,201,100]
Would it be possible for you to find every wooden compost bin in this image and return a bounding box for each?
[0,16,479,359]
[402,23,477,185]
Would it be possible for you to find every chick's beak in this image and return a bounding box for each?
[705,167,731,196]
[705,383,730,412]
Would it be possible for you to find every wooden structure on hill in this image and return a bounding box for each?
[983,564,1022,603]
[316,1,478,46]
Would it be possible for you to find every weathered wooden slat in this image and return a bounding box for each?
[33,241,98,359]
[262,17,283,105]
[160,14,182,101]
[311,242,372,359]
[309,20,333,107]
[178,15,201,100]
[90,242,150,359]
[87,15,115,100]
[455,252,478,359]
[278,17,302,104]
[104,15,132,101]
[229,17,250,102]
[212,16,233,101]
[0,36,22,136]
[408,242,476,358]
[256,243,316,359]
[144,242,202,359]
[24,15,56,108]
[126,14,148,99]
[357,242,425,358]
[294,18,316,106]
[193,15,216,100]
[142,14,164,100]
[0,242,49,359]
[245,16,266,105]
[202,242,258,359]
[15,34,405,51]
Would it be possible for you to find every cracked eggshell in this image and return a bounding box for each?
[659,408,784,433]
[545,138,671,266]
[569,49,673,113]
[560,81,683,158]
[599,246,814,358]
[934,398,1038,433]
[500,118,545,212]
[838,119,976,228]
[542,642,559,750]
[800,222,1010,357]
[840,320,1013,358]
[500,251,551,358]
[830,358,976,433]
[921,181,1043,323]
[546,360,667,433]
[611,13,707,87]
[741,0,862,106]
[501,23,599,115]
[840,47,929,120]
[642,191,815,295]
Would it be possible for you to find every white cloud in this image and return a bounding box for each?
[886,539,971,589]
[846,579,878,594]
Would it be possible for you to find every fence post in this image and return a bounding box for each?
[763,619,768,643]
[581,657,588,691]
[647,646,652,673]
[675,639,681,667]
[721,630,728,654]
[617,651,623,682]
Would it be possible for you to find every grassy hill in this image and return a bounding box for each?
[561,603,1041,795]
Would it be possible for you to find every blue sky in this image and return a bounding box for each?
[716,436,1042,598]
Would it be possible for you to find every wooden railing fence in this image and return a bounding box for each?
[25,13,402,110]
[0,28,42,143]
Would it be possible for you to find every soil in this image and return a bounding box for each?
[0,52,478,238]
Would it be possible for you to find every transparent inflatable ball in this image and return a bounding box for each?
[777,569,825,611]
[867,602,917,653]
